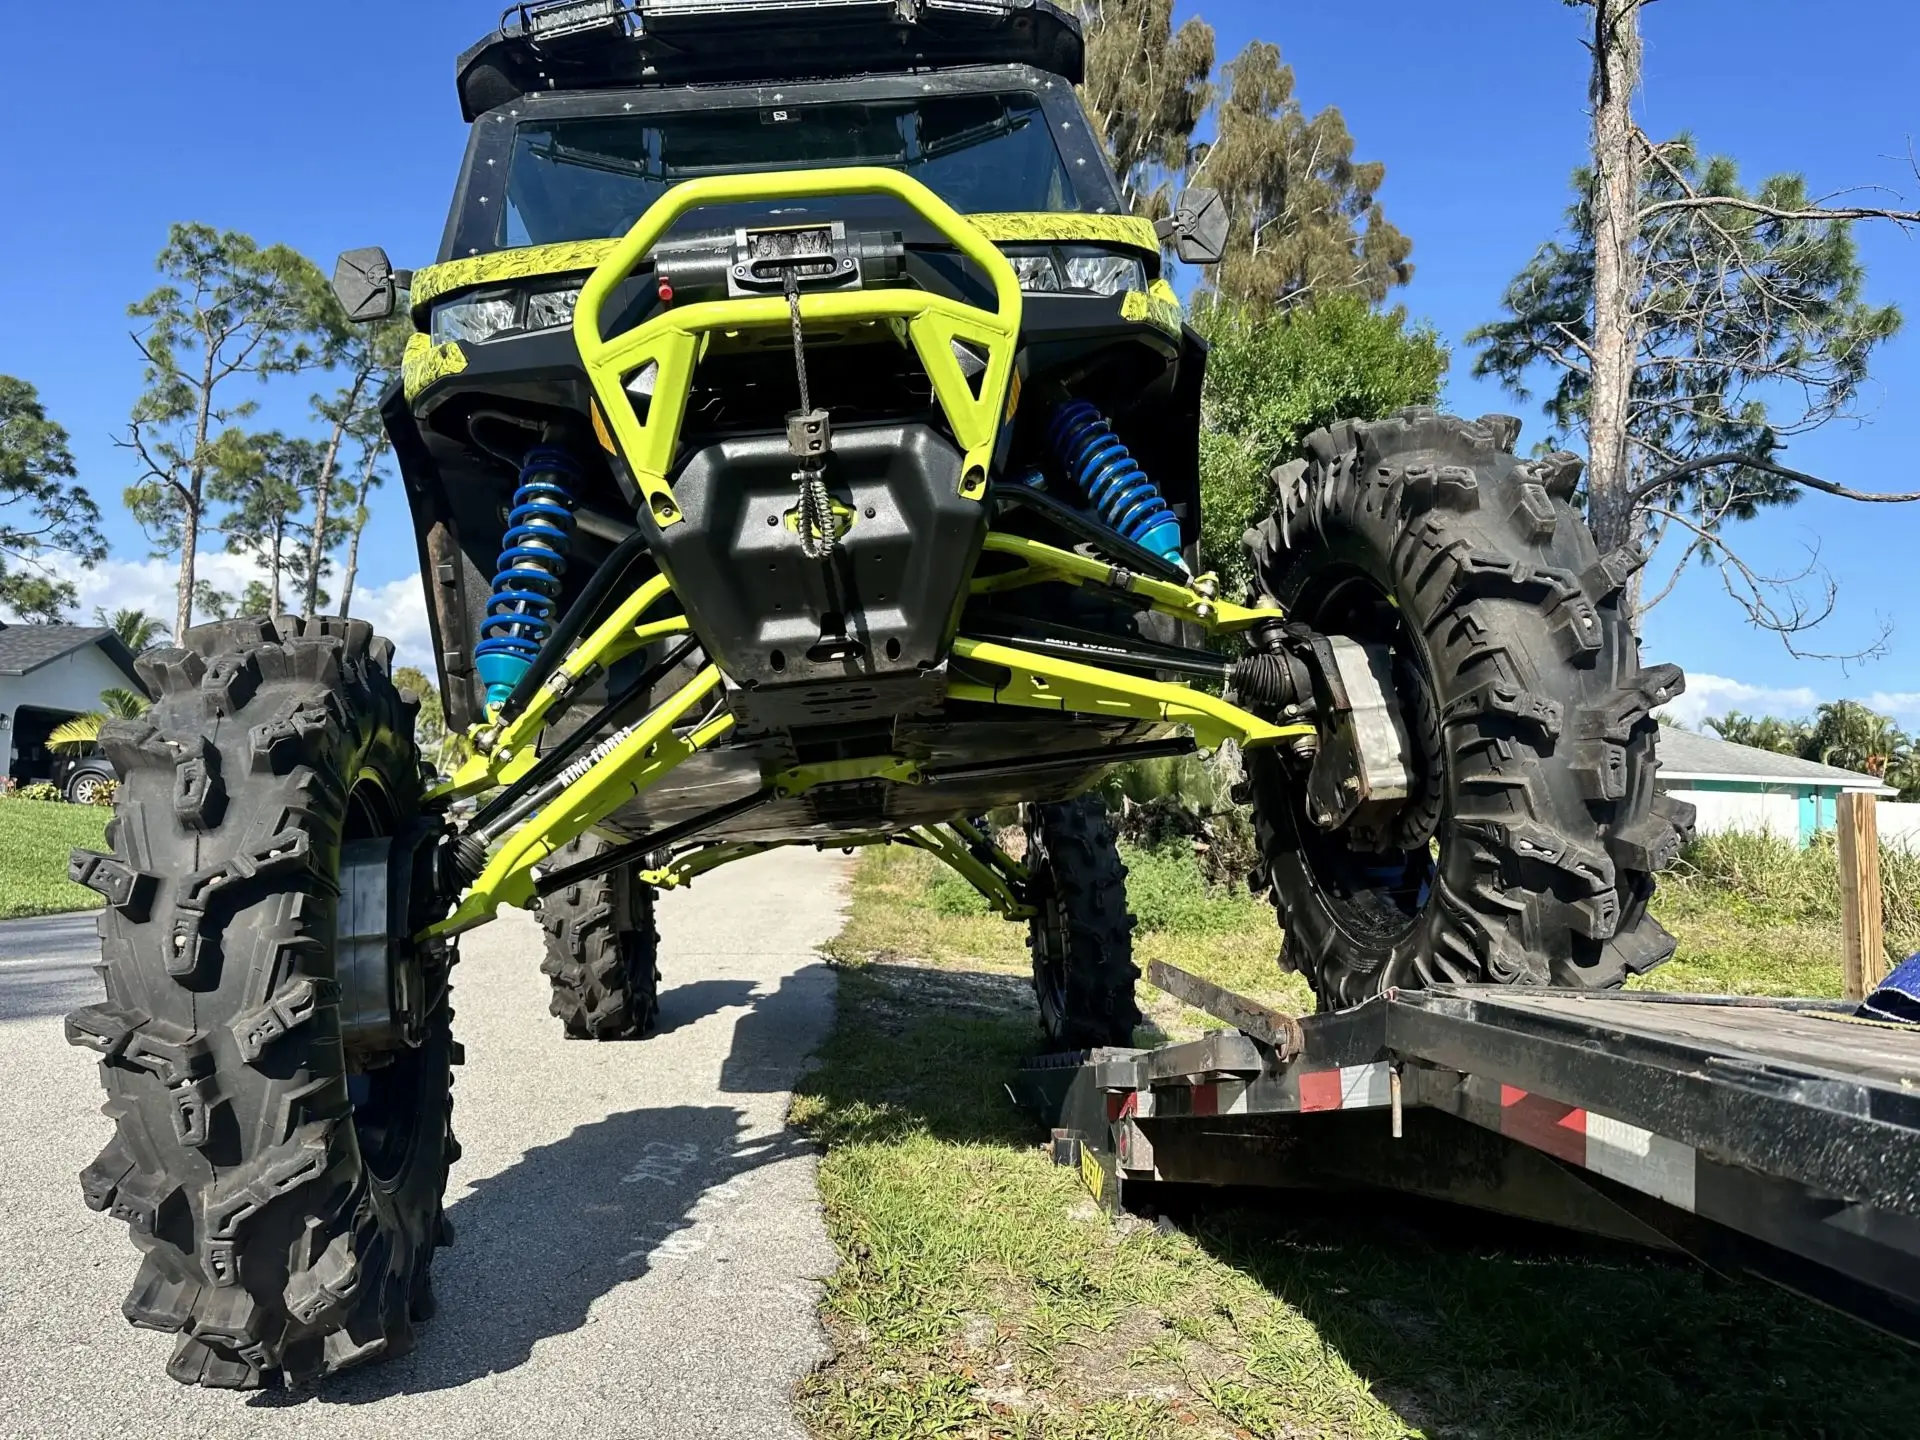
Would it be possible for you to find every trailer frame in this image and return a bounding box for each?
[1016,962,1920,1345]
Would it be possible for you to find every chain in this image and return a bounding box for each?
[785,269,836,560]
[786,270,812,415]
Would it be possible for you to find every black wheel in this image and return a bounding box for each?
[1244,409,1695,1010]
[538,835,660,1040]
[1024,796,1140,1048]
[65,765,113,806]
[64,617,457,1389]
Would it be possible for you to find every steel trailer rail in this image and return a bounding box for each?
[1016,963,1920,1345]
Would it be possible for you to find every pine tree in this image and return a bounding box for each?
[1199,42,1412,311]
[0,377,106,622]
[1473,0,1920,654]
[1077,0,1214,216]
[121,224,325,639]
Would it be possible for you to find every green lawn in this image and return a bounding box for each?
[796,842,1920,1439]
[0,799,108,920]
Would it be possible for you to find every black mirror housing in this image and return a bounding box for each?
[332,247,406,323]
[1159,188,1230,267]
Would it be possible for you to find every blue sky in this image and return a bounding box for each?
[1,0,1914,724]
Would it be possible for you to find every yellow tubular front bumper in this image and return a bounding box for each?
[573,166,1025,529]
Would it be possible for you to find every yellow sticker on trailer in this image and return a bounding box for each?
[1078,1142,1105,1202]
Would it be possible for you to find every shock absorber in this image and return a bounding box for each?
[1047,400,1188,572]
[473,447,582,707]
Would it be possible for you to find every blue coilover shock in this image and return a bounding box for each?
[1047,400,1187,572]
[473,446,582,706]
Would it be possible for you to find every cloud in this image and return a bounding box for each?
[1865,693,1920,725]
[350,574,435,673]
[1657,673,1823,729]
[1,552,435,674]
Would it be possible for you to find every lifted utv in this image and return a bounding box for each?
[66,0,1692,1387]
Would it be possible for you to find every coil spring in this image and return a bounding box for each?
[473,446,581,705]
[1047,400,1187,570]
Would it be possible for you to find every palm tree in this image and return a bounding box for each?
[94,607,169,654]
[1706,711,1813,756]
[48,687,151,755]
[1807,700,1910,780]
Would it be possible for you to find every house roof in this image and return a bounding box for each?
[0,624,144,690]
[1657,725,1899,795]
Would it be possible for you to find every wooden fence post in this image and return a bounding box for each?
[1838,790,1885,1002]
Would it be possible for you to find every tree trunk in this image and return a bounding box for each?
[269,519,284,615]
[176,501,199,640]
[338,442,384,619]
[304,382,362,620]
[179,332,218,641]
[339,516,365,619]
[1582,0,1643,557]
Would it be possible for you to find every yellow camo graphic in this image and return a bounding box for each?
[1122,279,1184,338]
[410,239,621,312]
[408,213,1159,318]
[969,212,1161,253]
[402,334,469,399]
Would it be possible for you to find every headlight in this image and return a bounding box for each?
[431,295,518,346]
[526,286,581,330]
[1061,250,1148,297]
[1007,253,1063,293]
[430,285,583,346]
[1001,247,1150,298]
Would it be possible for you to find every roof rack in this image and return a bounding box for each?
[457,0,1086,122]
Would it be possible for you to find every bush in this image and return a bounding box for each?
[926,866,992,916]
[12,782,63,804]
[1666,828,1920,966]
[87,778,118,807]
[1119,839,1268,937]
[1194,295,1448,591]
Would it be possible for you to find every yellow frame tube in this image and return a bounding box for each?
[428,666,732,936]
[948,638,1313,751]
[972,533,1287,633]
[434,574,682,801]
[641,841,782,891]
[901,825,1034,919]
[575,167,1024,528]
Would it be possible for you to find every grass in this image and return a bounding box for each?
[796,836,1920,1439]
[0,799,108,920]
[1640,828,1920,998]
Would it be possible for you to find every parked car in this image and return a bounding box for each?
[49,746,115,805]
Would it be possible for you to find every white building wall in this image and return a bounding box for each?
[1658,783,1800,841]
[0,647,136,775]
[1881,802,1920,854]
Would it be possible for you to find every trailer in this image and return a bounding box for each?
[1017,962,1920,1344]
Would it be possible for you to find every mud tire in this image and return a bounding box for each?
[1024,797,1141,1048]
[538,836,661,1040]
[65,616,457,1389]
[1244,409,1695,1009]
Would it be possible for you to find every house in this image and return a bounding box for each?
[0,624,145,786]
[1654,725,1897,846]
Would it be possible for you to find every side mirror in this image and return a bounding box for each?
[1158,188,1230,267]
[332,247,412,323]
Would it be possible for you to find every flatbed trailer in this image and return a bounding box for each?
[1016,962,1920,1344]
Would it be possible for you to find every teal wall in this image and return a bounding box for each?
[1796,789,1833,845]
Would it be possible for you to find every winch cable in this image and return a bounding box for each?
[785,270,837,561]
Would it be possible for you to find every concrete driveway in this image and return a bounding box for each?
[0,849,847,1439]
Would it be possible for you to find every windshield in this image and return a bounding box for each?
[503,92,1080,247]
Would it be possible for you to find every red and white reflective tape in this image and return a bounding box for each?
[1188,1081,1250,1116]
[1299,1061,1392,1113]
[1497,1084,1697,1212]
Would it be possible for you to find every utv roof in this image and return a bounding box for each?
[457,0,1086,122]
